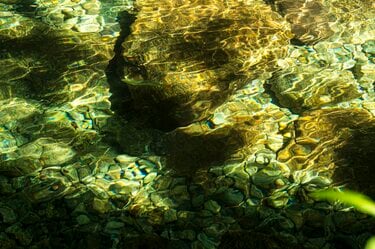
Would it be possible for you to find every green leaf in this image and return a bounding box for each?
[310,189,375,217]
[365,237,375,249]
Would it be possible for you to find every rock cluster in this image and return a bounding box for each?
[0,0,375,249]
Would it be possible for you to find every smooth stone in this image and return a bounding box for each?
[61,7,75,18]
[255,152,273,165]
[250,184,264,199]
[108,180,140,195]
[150,194,175,208]
[203,223,227,238]
[252,170,279,189]
[277,217,295,230]
[5,223,33,246]
[92,197,110,213]
[106,165,122,179]
[76,214,90,225]
[74,23,100,33]
[0,232,16,248]
[143,172,157,184]
[170,185,190,200]
[0,206,17,224]
[192,194,205,208]
[115,154,138,165]
[177,230,196,241]
[266,191,289,208]
[223,164,249,180]
[0,176,14,194]
[105,221,125,231]
[197,233,217,249]
[21,212,40,225]
[208,166,223,176]
[200,210,214,217]
[246,198,260,206]
[216,188,244,206]
[204,200,221,214]
[81,2,100,12]
[245,165,258,176]
[164,209,178,223]
[46,12,65,23]
[304,238,327,249]
[177,211,196,220]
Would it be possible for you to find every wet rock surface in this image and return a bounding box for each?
[0,0,375,249]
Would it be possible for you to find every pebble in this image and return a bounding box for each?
[76,214,90,225]
[74,23,101,33]
[92,197,110,213]
[21,212,40,225]
[164,209,178,223]
[0,206,17,224]
[250,184,264,199]
[170,185,190,201]
[0,176,14,194]
[143,172,157,184]
[203,223,227,238]
[252,170,279,189]
[177,230,196,241]
[5,223,33,246]
[108,179,140,195]
[82,2,100,15]
[197,232,218,249]
[223,163,249,180]
[192,194,205,208]
[216,188,244,206]
[105,220,125,230]
[204,200,221,214]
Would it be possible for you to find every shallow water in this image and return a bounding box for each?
[0,0,375,248]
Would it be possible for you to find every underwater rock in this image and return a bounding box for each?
[215,187,244,207]
[278,107,375,171]
[267,0,375,44]
[0,205,17,224]
[270,43,366,112]
[271,68,361,112]
[277,107,375,199]
[160,101,295,174]
[266,0,336,44]
[120,0,292,128]
[5,223,33,246]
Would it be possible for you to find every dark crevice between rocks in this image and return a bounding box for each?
[105,11,136,119]
[103,12,247,177]
[333,125,375,199]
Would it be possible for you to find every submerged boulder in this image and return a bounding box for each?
[120,0,292,128]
